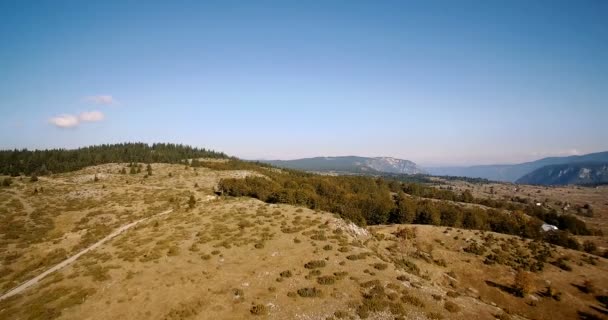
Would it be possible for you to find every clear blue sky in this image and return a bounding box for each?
[1,0,606,166]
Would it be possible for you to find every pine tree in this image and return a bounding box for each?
[2,177,12,187]
[188,195,196,209]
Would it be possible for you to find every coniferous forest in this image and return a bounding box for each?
[216,161,595,250]
[0,143,227,176]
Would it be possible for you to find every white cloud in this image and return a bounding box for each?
[79,110,105,122]
[49,114,79,128]
[84,95,116,105]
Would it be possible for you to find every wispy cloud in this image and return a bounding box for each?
[49,110,105,128]
[84,95,117,105]
[79,110,105,122]
[49,114,80,128]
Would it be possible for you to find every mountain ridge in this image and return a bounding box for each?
[261,156,425,175]
[426,151,608,182]
[516,162,608,185]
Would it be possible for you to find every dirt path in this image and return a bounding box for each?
[0,208,174,301]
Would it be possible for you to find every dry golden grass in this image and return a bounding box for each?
[0,165,606,320]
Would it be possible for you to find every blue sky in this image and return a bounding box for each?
[1,1,606,166]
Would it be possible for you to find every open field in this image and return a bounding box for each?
[1,164,607,320]
[433,178,608,246]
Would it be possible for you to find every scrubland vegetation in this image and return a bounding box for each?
[0,157,606,320]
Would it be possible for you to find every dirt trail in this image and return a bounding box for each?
[0,208,174,301]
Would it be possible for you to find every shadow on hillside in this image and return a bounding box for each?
[571,282,593,294]
[578,310,603,320]
[589,306,608,316]
[485,280,520,297]
[596,295,608,309]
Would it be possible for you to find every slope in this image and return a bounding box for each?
[426,151,608,182]
[516,162,608,185]
[1,162,606,320]
[263,156,425,175]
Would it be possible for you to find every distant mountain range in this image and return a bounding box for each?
[426,151,608,184]
[261,156,425,175]
[260,152,608,186]
[516,162,608,185]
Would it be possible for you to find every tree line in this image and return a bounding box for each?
[0,143,227,176]
[217,166,590,250]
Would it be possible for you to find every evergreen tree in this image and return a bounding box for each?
[2,177,12,187]
[188,195,196,209]
[0,142,227,176]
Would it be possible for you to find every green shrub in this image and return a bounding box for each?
[317,275,336,285]
[297,287,322,298]
[250,304,268,315]
[372,263,388,270]
[395,259,420,276]
[304,260,326,269]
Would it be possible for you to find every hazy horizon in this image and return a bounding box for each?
[1,1,607,166]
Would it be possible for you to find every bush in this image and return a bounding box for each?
[551,257,572,271]
[513,269,534,297]
[463,242,486,255]
[395,259,420,276]
[250,304,268,315]
[304,260,326,269]
[317,275,336,285]
[583,241,598,254]
[297,287,322,298]
[401,292,424,307]
[280,270,293,278]
[188,195,196,209]
[372,263,388,270]
[444,301,461,313]
[582,280,596,294]
[2,177,13,187]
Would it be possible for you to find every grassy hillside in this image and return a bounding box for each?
[0,161,606,320]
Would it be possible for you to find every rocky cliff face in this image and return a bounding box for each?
[516,162,608,185]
